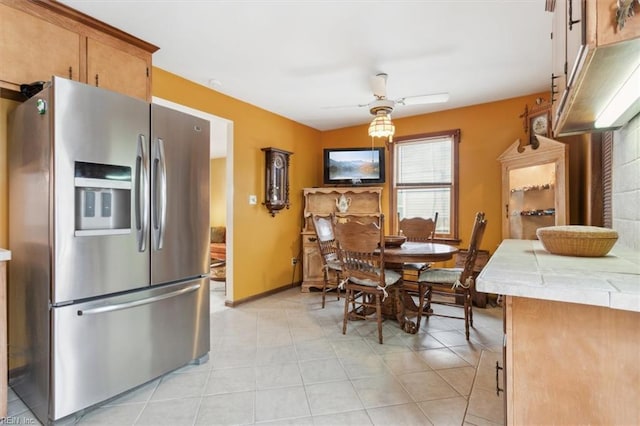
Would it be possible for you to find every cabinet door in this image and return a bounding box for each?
[551,0,567,127]
[592,0,640,47]
[302,236,325,288]
[0,4,79,86]
[506,164,557,239]
[565,0,585,87]
[87,38,149,100]
[506,296,640,424]
[0,261,6,418]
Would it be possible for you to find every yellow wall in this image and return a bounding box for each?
[152,68,321,300]
[0,98,19,248]
[320,93,548,254]
[210,157,226,227]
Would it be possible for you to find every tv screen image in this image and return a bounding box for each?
[323,147,385,185]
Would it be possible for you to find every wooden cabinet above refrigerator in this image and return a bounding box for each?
[0,0,158,101]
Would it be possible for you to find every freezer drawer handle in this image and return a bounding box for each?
[77,283,200,316]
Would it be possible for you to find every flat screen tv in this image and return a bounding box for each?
[323,147,385,186]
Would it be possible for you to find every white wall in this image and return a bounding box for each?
[612,113,640,249]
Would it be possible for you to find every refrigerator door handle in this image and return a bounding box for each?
[153,138,168,250]
[135,134,149,252]
[77,283,201,316]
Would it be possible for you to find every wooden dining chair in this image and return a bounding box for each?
[398,212,439,274]
[311,214,342,308]
[398,212,439,242]
[415,212,487,339]
[333,214,402,344]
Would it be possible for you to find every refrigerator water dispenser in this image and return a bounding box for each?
[74,162,131,236]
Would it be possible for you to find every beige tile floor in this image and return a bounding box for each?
[7,281,505,425]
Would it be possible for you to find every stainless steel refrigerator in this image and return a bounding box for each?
[8,77,210,423]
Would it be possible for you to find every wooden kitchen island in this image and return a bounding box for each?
[0,249,10,418]
[477,239,639,425]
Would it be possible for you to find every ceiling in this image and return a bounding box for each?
[60,0,553,140]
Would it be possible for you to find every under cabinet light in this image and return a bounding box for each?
[595,63,640,128]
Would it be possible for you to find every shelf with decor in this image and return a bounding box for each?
[498,136,568,240]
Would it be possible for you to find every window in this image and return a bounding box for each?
[391,129,460,241]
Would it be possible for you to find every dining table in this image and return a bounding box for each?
[384,241,459,264]
[381,241,459,334]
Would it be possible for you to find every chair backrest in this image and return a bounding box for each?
[311,214,339,264]
[459,212,487,285]
[334,214,387,286]
[398,212,439,242]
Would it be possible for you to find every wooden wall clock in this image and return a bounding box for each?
[262,147,293,217]
[528,109,551,148]
[519,98,551,152]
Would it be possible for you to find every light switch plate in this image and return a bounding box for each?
[249,195,257,205]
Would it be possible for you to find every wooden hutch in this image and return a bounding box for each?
[301,187,382,292]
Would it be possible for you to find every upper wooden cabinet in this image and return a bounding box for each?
[0,0,158,100]
[550,0,567,123]
[87,38,149,101]
[0,4,80,85]
[551,0,640,136]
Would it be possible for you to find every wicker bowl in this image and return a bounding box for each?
[384,235,407,247]
[536,225,618,257]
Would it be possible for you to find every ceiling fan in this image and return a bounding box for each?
[363,73,449,116]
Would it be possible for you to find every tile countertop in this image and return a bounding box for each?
[477,239,640,312]
[0,249,10,262]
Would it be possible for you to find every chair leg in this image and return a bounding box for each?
[376,293,383,344]
[342,288,350,335]
[325,271,342,308]
[464,291,470,340]
[425,284,434,314]
[416,283,425,331]
[321,273,327,309]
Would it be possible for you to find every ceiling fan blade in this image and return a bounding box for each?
[397,93,450,106]
[321,102,369,110]
[370,73,388,99]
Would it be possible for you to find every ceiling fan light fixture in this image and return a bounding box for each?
[368,110,395,141]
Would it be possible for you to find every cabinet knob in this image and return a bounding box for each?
[308,237,317,242]
[495,361,504,396]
